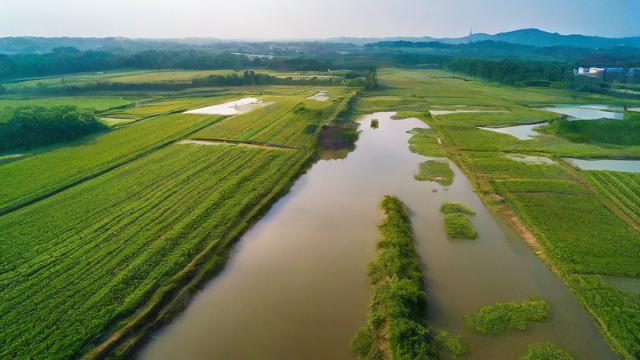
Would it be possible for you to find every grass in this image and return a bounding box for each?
[443,214,478,240]
[440,201,476,215]
[409,128,448,157]
[440,201,477,239]
[351,195,437,360]
[434,331,469,359]
[519,342,574,360]
[0,95,140,116]
[464,298,549,336]
[415,160,454,185]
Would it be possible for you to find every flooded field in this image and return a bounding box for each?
[544,105,624,120]
[140,113,616,360]
[478,122,547,140]
[564,158,640,173]
[184,98,264,115]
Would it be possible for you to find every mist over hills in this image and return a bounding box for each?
[1,28,640,55]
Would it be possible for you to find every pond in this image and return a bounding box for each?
[478,122,547,140]
[544,105,624,120]
[564,158,640,173]
[140,113,616,360]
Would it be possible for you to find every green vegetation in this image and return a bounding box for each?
[519,342,574,360]
[351,195,437,360]
[434,331,469,359]
[0,82,348,358]
[585,171,640,226]
[0,112,221,214]
[0,145,307,359]
[196,93,353,148]
[415,160,454,185]
[0,106,107,150]
[409,128,448,157]
[464,298,549,336]
[549,118,640,145]
[440,201,476,216]
[440,201,477,239]
[364,68,640,358]
[443,214,478,240]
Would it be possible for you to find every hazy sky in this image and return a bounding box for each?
[1,0,639,39]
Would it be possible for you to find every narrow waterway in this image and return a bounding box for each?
[140,112,617,359]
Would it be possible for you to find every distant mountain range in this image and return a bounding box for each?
[330,28,640,48]
[1,29,639,54]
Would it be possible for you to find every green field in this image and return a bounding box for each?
[0,96,140,118]
[0,144,306,359]
[585,171,640,226]
[365,68,640,359]
[0,80,349,359]
[0,112,222,214]
[3,65,640,359]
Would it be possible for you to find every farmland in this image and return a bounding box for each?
[0,74,351,359]
[584,171,640,226]
[0,112,222,214]
[2,63,640,360]
[366,68,640,358]
[0,144,307,359]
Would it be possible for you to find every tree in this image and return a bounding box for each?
[365,65,379,90]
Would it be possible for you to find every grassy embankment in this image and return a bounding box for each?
[365,68,640,359]
[0,84,356,359]
[351,195,438,360]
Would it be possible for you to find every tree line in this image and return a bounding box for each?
[0,106,107,150]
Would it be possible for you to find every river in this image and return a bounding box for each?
[140,112,616,359]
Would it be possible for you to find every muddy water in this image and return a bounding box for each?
[140,113,617,359]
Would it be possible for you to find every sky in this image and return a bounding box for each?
[0,0,639,39]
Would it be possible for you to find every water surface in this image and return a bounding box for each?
[141,113,617,360]
[478,122,547,140]
[544,105,624,120]
[564,158,640,173]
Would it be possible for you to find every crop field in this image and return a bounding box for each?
[0,112,222,214]
[368,68,640,359]
[195,93,350,148]
[0,81,347,358]
[584,171,640,226]
[0,95,140,114]
[99,95,238,119]
[0,144,306,359]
